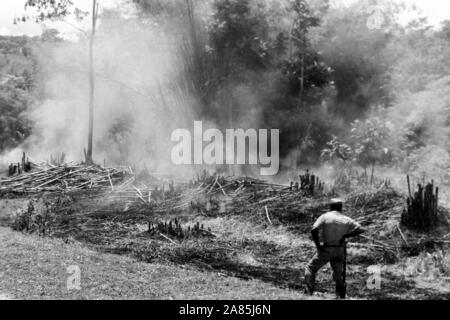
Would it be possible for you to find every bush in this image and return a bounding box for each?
[11,200,35,233]
[11,199,56,236]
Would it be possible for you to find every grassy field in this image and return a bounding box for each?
[0,227,313,300]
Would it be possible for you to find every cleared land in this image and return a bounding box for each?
[0,169,449,300]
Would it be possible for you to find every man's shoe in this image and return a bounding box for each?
[336,284,346,299]
[305,284,314,296]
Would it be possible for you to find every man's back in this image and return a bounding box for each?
[306,201,365,298]
[313,211,361,246]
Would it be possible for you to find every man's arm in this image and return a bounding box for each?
[311,215,324,251]
[311,228,323,251]
[341,226,366,244]
[344,227,365,239]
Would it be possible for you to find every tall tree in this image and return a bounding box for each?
[0,35,36,154]
[22,0,99,164]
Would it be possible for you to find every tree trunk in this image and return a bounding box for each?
[186,0,201,84]
[402,177,439,231]
[86,0,98,164]
[370,161,375,185]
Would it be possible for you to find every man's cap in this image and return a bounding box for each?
[330,198,343,205]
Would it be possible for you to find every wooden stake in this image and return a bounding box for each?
[159,232,177,245]
[407,175,412,199]
[108,173,114,191]
[265,206,272,225]
[396,224,408,246]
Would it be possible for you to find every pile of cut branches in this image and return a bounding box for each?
[0,163,129,194]
[153,171,329,230]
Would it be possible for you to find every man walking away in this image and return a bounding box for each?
[305,199,365,299]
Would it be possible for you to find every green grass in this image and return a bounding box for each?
[0,227,310,300]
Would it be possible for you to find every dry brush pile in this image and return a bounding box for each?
[4,163,448,254]
[0,162,129,194]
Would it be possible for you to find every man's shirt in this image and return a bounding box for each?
[312,211,362,246]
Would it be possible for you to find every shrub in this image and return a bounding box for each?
[11,199,56,236]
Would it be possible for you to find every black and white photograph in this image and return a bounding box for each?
[0,0,449,304]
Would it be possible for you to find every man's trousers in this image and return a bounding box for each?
[304,246,346,298]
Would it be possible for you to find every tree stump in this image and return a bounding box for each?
[401,175,439,231]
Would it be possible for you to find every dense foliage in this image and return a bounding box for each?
[0,36,36,153]
[132,0,450,173]
[1,0,450,178]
